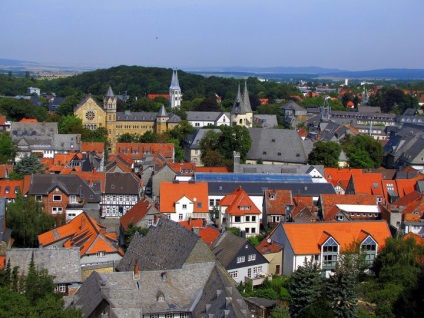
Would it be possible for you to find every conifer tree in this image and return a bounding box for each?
[288,259,323,317]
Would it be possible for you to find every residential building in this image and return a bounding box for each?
[256,233,283,276]
[211,232,269,286]
[218,186,261,236]
[262,189,293,227]
[6,248,81,295]
[38,212,123,274]
[186,111,230,128]
[159,181,209,222]
[119,198,160,246]
[269,221,391,276]
[27,174,100,221]
[184,128,221,165]
[101,172,142,218]
[0,179,24,203]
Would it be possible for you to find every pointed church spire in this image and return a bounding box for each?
[232,84,243,114]
[105,86,115,97]
[157,104,168,117]
[242,81,252,113]
[170,69,180,90]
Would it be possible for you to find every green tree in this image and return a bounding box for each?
[58,115,83,134]
[288,259,323,317]
[308,141,342,167]
[138,131,158,143]
[270,305,291,318]
[0,131,17,164]
[124,223,149,250]
[13,154,45,178]
[56,94,83,116]
[342,135,383,168]
[6,193,55,247]
[118,133,137,143]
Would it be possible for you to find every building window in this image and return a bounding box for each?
[97,251,105,258]
[178,213,183,221]
[35,195,42,202]
[245,216,250,222]
[237,256,245,263]
[251,228,256,234]
[182,204,187,210]
[209,199,214,206]
[234,216,241,223]
[54,283,66,293]
[361,236,377,265]
[53,194,62,202]
[245,228,250,233]
[229,271,238,279]
[252,216,256,222]
[69,195,77,203]
[248,254,256,261]
[322,237,339,269]
[52,207,63,214]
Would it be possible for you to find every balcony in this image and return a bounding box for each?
[245,273,272,286]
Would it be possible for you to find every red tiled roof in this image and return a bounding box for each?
[0,164,13,179]
[178,219,220,247]
[195,167,231,173]
[280,221,391,255]
[264,189,293,215]
[148,94,169,100]
[324,168,363,187]
[257,226,283,254]
[349,173,383,195]
[159,182,209,213]
[71,171,106,192]
[19,118,38,123]
[220,186,261,216]
[0,180,24,199]
[0,116,6,126]
[167,162,196,175]
[320,194,379,219]
[120,199,156,231]
[81,142,104,153]
[38,212,123,257]
[115,143,174,161]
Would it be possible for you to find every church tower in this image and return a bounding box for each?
[169,69,182,109]
[104,86,117,123]
[230,82,253,128]
[156,105,169,134]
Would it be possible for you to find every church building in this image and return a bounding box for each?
[74,72,181,153]
[231,82,253,128]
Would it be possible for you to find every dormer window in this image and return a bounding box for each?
[361,236,377,265]
[322,237,339,270]
[157,292,165,302]
[269,194,275,200]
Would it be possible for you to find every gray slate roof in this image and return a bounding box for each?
[28,174,100,203]
[6,248,81,284]
[72,262,249,318]
[247,128,309,163]
[104,172,141,195]
[186,128,221,150]
[116,217,216,272]
[10,122,58,140]
[253,114,278,128]
[234,162,324,177]
[170,69,181,90]
[105,86,115,97]
[208,181,336,197]
[186,111,225,122]
[211,232,247,267]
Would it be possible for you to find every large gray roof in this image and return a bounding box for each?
[247,128,309,163]
[234,162,324,176]
[186,111,225,122]
[211,232,246,267]
[72,262,249,318]
[104,172,141,195]
[208,181,336,197]
[170,69,180,90]
[6,248,81,284]
[186,128,221,150]
[28,174,100,203]
[10,122,58,140]
[116,217,216,272]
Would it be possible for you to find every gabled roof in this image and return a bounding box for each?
[320,194,379,219]
[220,186,261,216]
[324,168,363,187]
[264,189,293,215]
[70,171,105,193]
[167,161,196,175]
[28,174,100,203]
[38,212,123,257]
[277,221,391,255]
[120,199,159,231]
[159,182,209,213]
[348,173,383,196]
[257,226,283,254]
[115,143,174,162]
[391,191,424,215]
[116,217,216,272]
[104,172,141,195]
[81,142,104,153]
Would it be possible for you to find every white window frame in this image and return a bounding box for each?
[237,256,245,263]
[53,194,62,202]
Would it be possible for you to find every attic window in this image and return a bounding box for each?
[373,182,378,188]
[197,202,202,208]
[269,194,275,200]
[157,292,165,302]
[111,185,115,189]
[263,151,267,155]
[272,139,275,142]
[278,152,282,156]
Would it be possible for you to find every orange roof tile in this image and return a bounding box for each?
[115,143,174,161]
[159,182,209,213]
[257,226,283,254]
[0,180,24,199]
[178,219,220,247]
[71,171,106,192]
[81,142,104,153]
[320,194,378,218]
[325,168,363,187]
[167,162,196,175]
[120,199,156,230]
[0,256,5,270]
[19,118,38,123]
[220,186,261,216]
[195,167,231,173]
[0,116,6,126]
[349,173,383,196]
[264,189,293,215]
[0,164,13,179]
[404,232,424,245]
[280,221,391,255]
[38,212,123,257]
[148,94,169,100]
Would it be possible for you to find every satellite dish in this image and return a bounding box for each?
[193,197,197,202]
[267,238,271,244]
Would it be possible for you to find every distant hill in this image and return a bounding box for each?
[0,58,40,66]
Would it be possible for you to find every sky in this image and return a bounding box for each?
[1,0,424,71]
